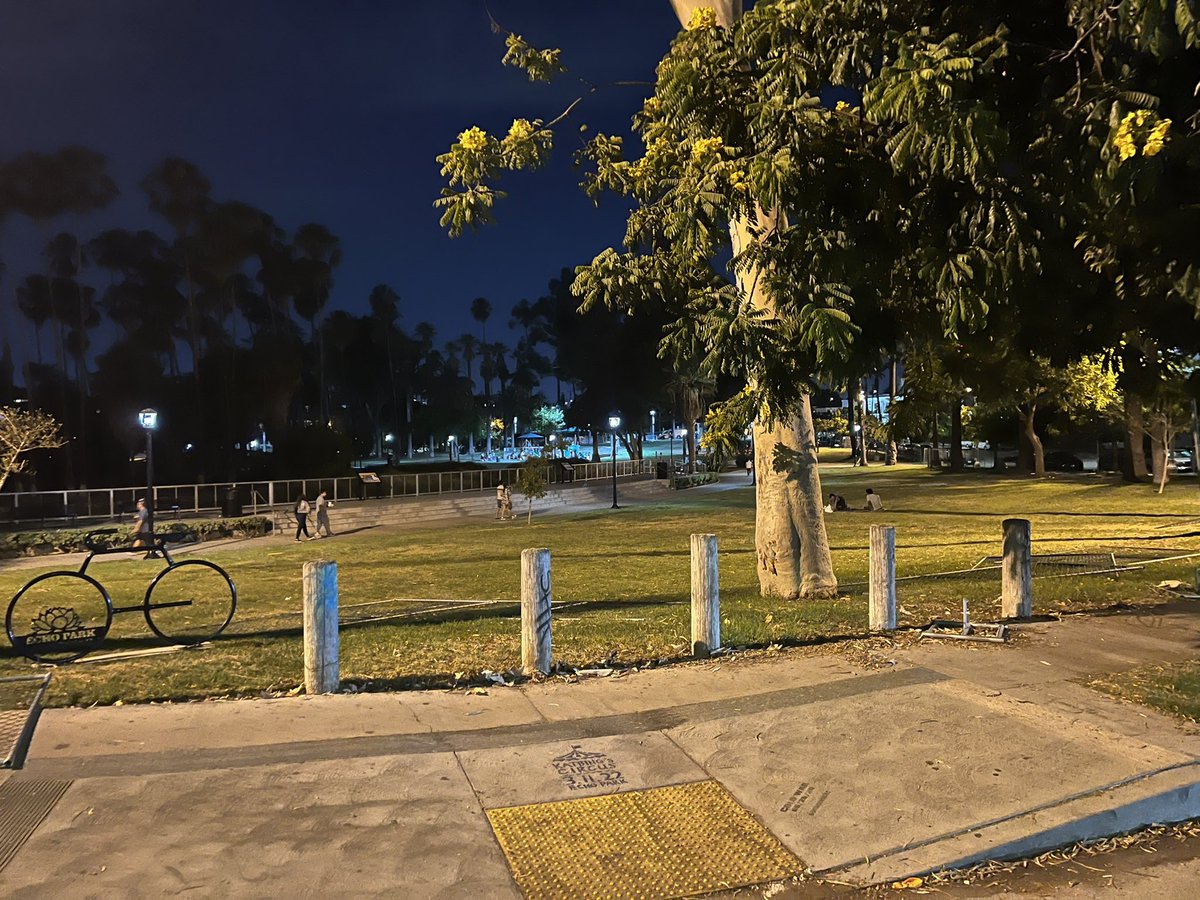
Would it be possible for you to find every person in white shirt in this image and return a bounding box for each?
[864,488,884,511]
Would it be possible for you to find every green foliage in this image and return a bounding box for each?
[672,472,720,489]
[812,409,848,437]
[515,457,549,523]
[531,404,565,435]
[435,120,553,235]
[439,0,1200,462]
[501,34,567,82]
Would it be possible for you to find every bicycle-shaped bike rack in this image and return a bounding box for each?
[5,528,237,663]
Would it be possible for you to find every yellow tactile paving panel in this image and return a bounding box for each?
[486,779,804,900]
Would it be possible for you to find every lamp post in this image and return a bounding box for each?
[608,414,621,509]
[448,434,457,463]
[650,409,657,444]
[138,408,158,538]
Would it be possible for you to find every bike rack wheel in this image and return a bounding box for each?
[143,560,237,644]
[6,571,113,663]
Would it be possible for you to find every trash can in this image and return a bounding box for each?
[221,487,243,518]
[655,461,670,479]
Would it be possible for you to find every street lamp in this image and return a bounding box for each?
[608,414,621,509]
[650,409,657,442]
[138,408,158,538]
[448,434,457,463]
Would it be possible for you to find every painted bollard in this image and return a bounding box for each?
[521,548,552,675]
[302,560,339,694]
[869,524,896,632]
[690,533,720,656]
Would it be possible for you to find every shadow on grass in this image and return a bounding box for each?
[895,509,1200,520]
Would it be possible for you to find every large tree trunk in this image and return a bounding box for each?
[1147,409,1171,493]
[1123,394,1149,481]
[1021,406,1045,477]
[670,0,834,599]
[949,398,964,471]
[753,395,836,599]
[855,380,869,466]
[886,357,898,465]
[729,205,836,599]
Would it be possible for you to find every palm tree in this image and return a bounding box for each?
[369,284,402,452]
[140,158,211,376]
[5,147,117,486]
[292,223,342,422]
[470,296,491,345]
[15,275,52,364]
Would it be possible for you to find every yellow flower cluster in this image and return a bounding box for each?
[1113,110,1172,161]
[687,7,718,30]
[835,100,853,112]
[506,118,536,143]
[1144,117,1171,157]
[458,126,489,152]
[729,169,749,193]
[691,136,725,163]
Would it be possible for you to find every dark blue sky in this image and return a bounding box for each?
[0,0,684,364]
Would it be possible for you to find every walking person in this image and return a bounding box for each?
[294,495,312,541]
[496,482,506,520]
[502,484,514,521]
[315,490,334,537]
[131,498,160,559]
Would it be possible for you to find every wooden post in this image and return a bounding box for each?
[1001,518,1033,619]
[690,534,720,656]
[303,560,339,694]
[869,524,896,632]
[521,548,552,675]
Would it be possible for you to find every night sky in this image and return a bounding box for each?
[0,0,684,365]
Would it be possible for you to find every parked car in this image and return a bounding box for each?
[1044,451,1084,472]
[1171,449,1194,472]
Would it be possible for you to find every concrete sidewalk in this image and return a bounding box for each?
[0,604,1196,898]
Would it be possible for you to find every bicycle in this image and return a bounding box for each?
[5,528,237,664]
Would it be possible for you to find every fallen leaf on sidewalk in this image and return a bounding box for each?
[892,876,924,889]
[466,687,488,696]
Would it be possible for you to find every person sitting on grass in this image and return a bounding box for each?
[864,488,884,511]
[825,492,848,512]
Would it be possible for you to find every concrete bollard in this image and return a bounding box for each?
[690,534,720,657]
[1001,518,1033,619]
[521,548,552,675]
[869,524,896,632]
[302,560,339,694]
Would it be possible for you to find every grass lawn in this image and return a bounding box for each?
[2,463,1198,707]
[1085,660,1200,724]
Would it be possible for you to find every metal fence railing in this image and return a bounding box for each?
[0,458,658,527]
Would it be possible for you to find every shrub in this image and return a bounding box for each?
[0,516,272,559]
[671,473,720,490]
